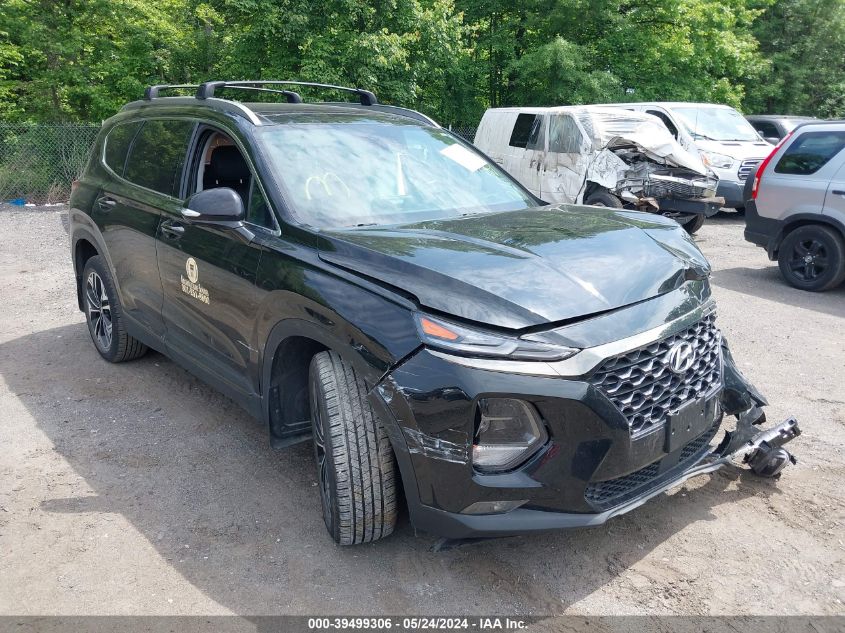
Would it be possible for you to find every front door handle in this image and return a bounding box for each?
[832,190,845,196]
[160,221,185,238]
[95,196,116,212]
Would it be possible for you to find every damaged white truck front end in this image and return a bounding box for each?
[475,106,725,232]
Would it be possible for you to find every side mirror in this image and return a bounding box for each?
[764,136,780,145]
[183,188,245,223]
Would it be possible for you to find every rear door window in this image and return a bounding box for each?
[104,121,143,176]
[509,114,544,150]
[775,131,845,175]
[124,119,195,196]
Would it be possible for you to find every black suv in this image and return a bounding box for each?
[70,81,800,544]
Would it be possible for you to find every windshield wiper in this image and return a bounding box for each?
[691,132,719,141]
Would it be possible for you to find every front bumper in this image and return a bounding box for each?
[384,411,799,539]
[716,179,746,208]
[653,196,723,217]
[370,305,797,539]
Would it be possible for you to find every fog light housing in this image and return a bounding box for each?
[472,398,547,472]
[461,499,529,515]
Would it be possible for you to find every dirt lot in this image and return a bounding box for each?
[1,207,844,617]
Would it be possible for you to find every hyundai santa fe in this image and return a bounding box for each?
[69,81,800,544]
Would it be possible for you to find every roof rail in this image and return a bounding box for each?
[195,80,378,106]
[144,84,199,100]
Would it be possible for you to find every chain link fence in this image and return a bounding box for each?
[447,124,477,144]
[0,123,101,204]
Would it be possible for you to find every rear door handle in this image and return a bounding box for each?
[160,221,185,238]
[95,196,116,212]
[832,190,845,196]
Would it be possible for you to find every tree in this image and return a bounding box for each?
[744,0,845,116]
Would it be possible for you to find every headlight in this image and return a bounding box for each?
[699,151,734,170]
[415,314,578,361]
[473,398,548,472]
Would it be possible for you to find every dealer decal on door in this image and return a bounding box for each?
[180,257,210,304]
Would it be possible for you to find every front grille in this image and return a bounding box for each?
[738,159,762,181]
[584,418,721,510]
[645,173,718,199]
[588,313,722,436]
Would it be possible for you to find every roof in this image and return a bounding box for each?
[598,101,739,109]
[745,114,817,120]
[485,105,657,119]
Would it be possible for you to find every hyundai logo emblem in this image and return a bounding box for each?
[667,341,695,374]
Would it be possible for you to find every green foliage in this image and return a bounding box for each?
[743,0,845,116]
[508,37,622,105]
[0,0,843,124]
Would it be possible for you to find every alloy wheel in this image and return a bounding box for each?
[789,238,828,282]
[85,271,113,351]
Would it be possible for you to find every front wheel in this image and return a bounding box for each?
[682,214,706,234]
[584,191,624,208]
[309,351,398,544]
[777,225,845,291]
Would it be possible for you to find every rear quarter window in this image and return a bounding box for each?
[124,119,195,196]
[775,131,845,175]
[103,121,143,176]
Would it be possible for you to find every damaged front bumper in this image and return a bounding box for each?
[369,299,800,540]
[394,413,800,539]
[614,168,724,216]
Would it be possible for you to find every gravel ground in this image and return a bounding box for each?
[1,206,844,617]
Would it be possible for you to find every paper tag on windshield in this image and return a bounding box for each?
[440,143,486,172]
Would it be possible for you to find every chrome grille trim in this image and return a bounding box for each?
[588,313,723,435]
[738,159,762,182]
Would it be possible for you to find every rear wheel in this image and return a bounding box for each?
[82,256,148,362]
[309,351,398,544]
[777,225,845,291]
[584,191,624,208]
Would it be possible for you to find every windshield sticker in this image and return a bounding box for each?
[181,257,210,304]
[440,143,487,172]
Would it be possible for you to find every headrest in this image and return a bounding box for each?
[209,145,250,180]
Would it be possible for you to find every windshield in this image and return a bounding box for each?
[673,106,760,142]
[257,117,536,228]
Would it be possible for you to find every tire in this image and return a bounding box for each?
[735,206,746,216]
[309,351,398,545]
[81,256,148,362]
[584,191,624,208]
[682,214,706,234]
[777,225,845,292]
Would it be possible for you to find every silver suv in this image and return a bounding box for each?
[744,121,845,291]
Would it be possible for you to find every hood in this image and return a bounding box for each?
[694,138,772,161]
[318,206,711,330]
[579,108,708,175]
